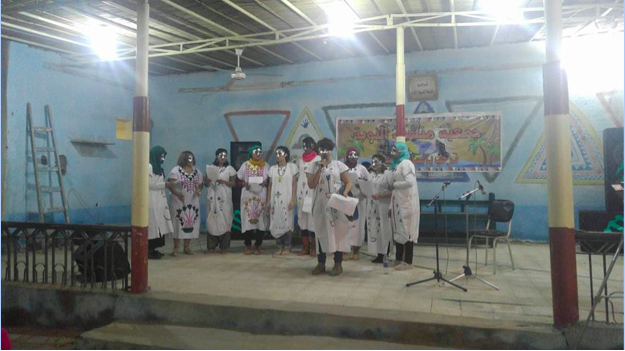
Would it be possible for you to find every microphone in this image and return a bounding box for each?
[477,180,486,195]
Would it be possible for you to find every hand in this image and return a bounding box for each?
[318,159,329,167]
[343,190,350,197]
[204,177,211,185]
[174,193,184,202]
[245,182,251,190]
[217,179,227,185]
[372,194,380,200]
[264,203,271,212]
[288,200,294,210]
[193,189,202,197]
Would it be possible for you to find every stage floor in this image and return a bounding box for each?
[146,236,623,325]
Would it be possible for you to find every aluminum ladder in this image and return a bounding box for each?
[27,103,69,223]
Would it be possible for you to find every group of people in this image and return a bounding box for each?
[147,136,420,277]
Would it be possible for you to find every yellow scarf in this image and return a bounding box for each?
[249,158,266,168]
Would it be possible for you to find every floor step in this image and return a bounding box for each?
[78,321,430,350]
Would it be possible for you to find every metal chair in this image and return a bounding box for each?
[468,199,515,274]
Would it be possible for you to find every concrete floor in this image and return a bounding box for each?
[145,235,624,326]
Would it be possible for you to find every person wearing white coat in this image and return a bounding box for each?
[389,140,420,270]
[365,154,393,264]
[148,146,174,260]
[344,147,370,261]
[204,148,236,254]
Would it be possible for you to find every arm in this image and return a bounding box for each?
[340,171,353,197]
[219,175,236,188]
[307,162,324,188]
[167,178,184,201]
[265,178,272,209]
[149,173,166,190]
[393,163,414,190]
[372,191,392,200]
[289,173,297,210]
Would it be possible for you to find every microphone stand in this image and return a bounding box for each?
[444,186,499,291]
[406,182,467,292]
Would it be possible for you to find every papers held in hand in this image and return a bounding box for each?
[358,180,375,197]
[249,176,264,193]
[348,172,361,197]
[205,165,220,182]
[328,194,359,216]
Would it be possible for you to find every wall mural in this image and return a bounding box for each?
[597,90,624,128]
[516,103,604,184]
[223,110,290,161]
[285,107,324,163]
[446,96,544,183]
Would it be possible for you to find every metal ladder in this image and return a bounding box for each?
[27,103,69,223]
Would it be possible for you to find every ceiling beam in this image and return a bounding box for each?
[161,0,291,65]
[221,0,318,61]
[450,0,458,49]
[277,0,355,56]
[395,0,423,50]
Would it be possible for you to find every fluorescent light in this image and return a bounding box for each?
[562,32,624,93]
[87,25,117,61]
[479,0,525,22]
[320,2,357,38]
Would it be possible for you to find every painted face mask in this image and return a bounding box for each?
[187,155,194,164]
[371,157,384,167]
[253,149,263,157]
[303,140,316,152]
[218,152,227,160]
[391,146,398,158]
[347,150,359,162]
[275,149,286,158]
[159,154,166,164]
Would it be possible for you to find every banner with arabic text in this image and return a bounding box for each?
[336,112,502,172]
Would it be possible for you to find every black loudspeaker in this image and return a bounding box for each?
[230,141,261,239]
[74,240,130,282]
[603,128,624,213]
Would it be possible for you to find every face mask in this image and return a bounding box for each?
[303,141,315,152]
[217,152,227,160]
[372,158,383,167]
[347,151,359,161]
[275,150,286,158]
[159,154,166,164]
[187,156,194,164]
[391,147,398,157]
[253,149,262,157]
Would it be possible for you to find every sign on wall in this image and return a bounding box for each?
[408,74,437,101]
[336,112,502,172]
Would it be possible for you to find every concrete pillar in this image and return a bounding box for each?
[131,0,150,294]
[1,40,9,219]
[543,0,579,327]
[396,26,406,137]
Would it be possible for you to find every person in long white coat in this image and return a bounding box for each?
[344,147,370,261]
[389,140,420,270]
[168,151,204,256]
[296,137,320,257]
[204,148,236,254]
[266,146,298,255]
[237,144,270,255]
[365,154,393,264]
[148,146,174,260]
[306,138,353,277]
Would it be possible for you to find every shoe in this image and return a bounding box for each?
[253,246,261,255]
[330,262,343,276]
[390,260,401,267]
[207,249,216,254]
[148,250,162,260]
[343,252,350,261]
[395,262,413,271]
[183,247,193,255]
[299,236,310,256]
[244,246,252,255]
[372,254,384,264]
[273,248,284,257]
[352,247,360,261]
[221,250,228,255]
[171,247,178,257]
[312,263,326,275]
[155,250,165,258]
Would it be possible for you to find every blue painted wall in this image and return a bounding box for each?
[4,39,623,241]
[4,42,134,224]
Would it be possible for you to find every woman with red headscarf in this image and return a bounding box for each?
[345,147,370,261]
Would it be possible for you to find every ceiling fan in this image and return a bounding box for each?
[223,48,282,91]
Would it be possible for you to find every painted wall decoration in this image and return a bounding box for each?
[516,104,604,184]
[284,107,324,163]
[223,110,290,162]
[336,112,502,172]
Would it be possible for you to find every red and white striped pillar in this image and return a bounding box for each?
[396,26,406,139]
[131,0,150,294]
[543,0,578,327]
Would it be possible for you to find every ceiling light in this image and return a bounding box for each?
[320,2,357,38]
[87,25,117,61]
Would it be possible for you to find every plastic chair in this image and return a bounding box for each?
[468,199,515,274]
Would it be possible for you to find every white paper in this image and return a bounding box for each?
[328,194,359,216]
[205,165,220,182]
[358,180,375,197]
[249,176,264,184]
[348,172,361,197]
